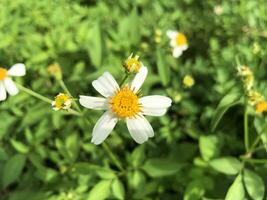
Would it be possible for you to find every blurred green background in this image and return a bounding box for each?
[1,0,267,199]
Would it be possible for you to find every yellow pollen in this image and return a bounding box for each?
[109,86,141,118]
[256,101,267,114]
[176,33,187,46]
[0,68,7,80]
[125,54,142,73]
[53,93,71,110]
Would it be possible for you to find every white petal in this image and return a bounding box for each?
[139,95,172,116]
[3,78,19,96]
[8,63,26,77]
[166,30,178,39]
[79,95,108,110]
[130,65,148,93]
[173,47,183,58]
[91,111,118,145]
[126,115,154,144]
[92,72,119,97]
[0,81,7,101]
[180,44,188,51]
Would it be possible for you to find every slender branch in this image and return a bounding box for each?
[244,106,249,151]
[16,83,80,115]
[102,142,124,172]
[17,83,52,104]
[119,73,129,87]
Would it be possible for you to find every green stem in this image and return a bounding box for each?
[241,157,267,164]
[17,83,80,116]
[59,79,82,112]
[102,142,124,172]
[17,83,52,104]
[119,73,129,87]
[244,106,249,151]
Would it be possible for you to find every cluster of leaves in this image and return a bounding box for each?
[1,0,267,199]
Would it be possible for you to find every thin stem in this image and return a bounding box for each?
[17,83,52,104]
[58,79,82,112]
[244,106,249,151]
[119,73,129,87]
[17,83,80,116]
[241,157,267,164]
[102,142,124,172]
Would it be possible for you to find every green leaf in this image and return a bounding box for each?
[129,145,145,167]
[209,157,242,175]
[142,158,183,177]
[225,175,245,200]
[88,22,102,68]
[111,178,125,200]
[211,92,242,132]
[11,139,30,154]
[87,180,111,200]
[199,135,221,161]
[157,48,170,86]
[2,154,26,188]
[244,169,265,200]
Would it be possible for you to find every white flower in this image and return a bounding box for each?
[0,63,26,101]
[166,30,188,58]
[79,66,172,145]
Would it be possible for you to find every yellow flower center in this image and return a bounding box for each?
[183,75,195,88]
[125,56,141,73]
[176,33,187,46]
[256,101,267,113]
[54,93,71,110]
[0,68,7,80]
[109,86,141,118]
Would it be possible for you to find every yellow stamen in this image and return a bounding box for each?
[176,33,187,46]
[256,101,267,114]
[124,54,142,73]
[0,68,7,80]
[109,86,141,118]
[52,93,72,110]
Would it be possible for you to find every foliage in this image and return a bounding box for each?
[1,0,267,199]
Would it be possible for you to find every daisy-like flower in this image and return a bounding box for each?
[0,63,26,101]
[124,53,142,73]
[52,93,72,111]
[166,30,188,58]
[256,101,267,114]
[79,66,172,145]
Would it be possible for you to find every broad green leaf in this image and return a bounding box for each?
[225,175,245,200]
[210,157,242,175]
[157,48,170,86]
[211,92,242,132]
[2,154,26,188]
[129,145,145,167]
[11,139,30,154]
[87,180,111,200]
[142,158,183,177]
[199,135,221,161]
[111,178,125,200]
[244,169,265,200]
[74,163,116,179]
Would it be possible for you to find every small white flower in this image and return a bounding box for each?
[0,63,26,101]
[166,30,188,58]
[79,66,172,145]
